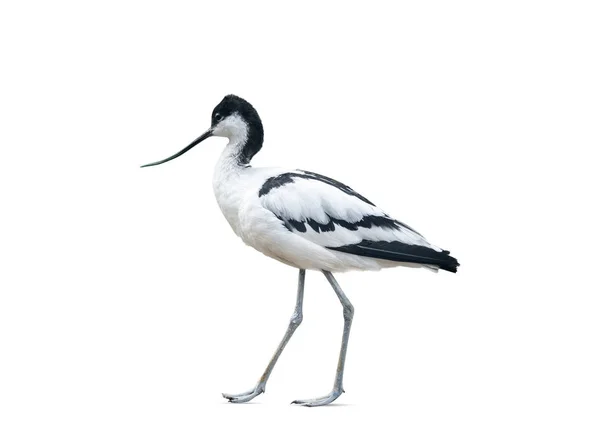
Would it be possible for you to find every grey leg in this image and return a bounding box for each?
[223,269,305,403]
[292,270,354,407]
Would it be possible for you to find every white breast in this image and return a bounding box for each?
[212,145,283,238]
[212,165,247,237]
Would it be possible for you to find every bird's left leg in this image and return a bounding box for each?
[222,269,305,403]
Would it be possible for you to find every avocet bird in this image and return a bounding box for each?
[141,94,459,407]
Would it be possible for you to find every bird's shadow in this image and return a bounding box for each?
[222,401,353,407]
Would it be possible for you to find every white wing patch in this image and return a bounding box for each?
[259,175,437,251]
[261,177,380,223]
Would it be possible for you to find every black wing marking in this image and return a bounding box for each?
[328,240,460,273]
[276,213,404,233]
[299,170,376,206]
[258,170,376,206]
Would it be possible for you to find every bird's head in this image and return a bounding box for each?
[141,94,264,168]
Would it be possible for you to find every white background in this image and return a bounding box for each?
[1,1,599,435]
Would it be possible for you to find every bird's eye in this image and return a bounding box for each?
[215,113,223,121]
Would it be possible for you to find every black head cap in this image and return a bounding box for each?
[212,95,264,164]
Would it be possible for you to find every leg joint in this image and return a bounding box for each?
[289,310,303,327]
[343,303,354,321]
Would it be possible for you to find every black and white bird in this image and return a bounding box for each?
[142,94,459,407]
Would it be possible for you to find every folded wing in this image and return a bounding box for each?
[258,170,459,273]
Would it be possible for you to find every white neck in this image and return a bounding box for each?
[212,138,251,237]
[211,113,256,169]
[213,137,253,200]
[217,141,247,172]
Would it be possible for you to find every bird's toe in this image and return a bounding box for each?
[291,389,343,407]
[222,385,265,403]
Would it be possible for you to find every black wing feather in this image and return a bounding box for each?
[258,170,376,206]
[328,240,460,273]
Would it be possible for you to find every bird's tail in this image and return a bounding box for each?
[329,240,460,273]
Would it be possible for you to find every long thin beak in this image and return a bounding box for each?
[140,129,213,168]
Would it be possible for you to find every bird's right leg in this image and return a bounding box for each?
[222,269,305,403]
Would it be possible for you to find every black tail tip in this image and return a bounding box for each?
[441,257,460,273]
